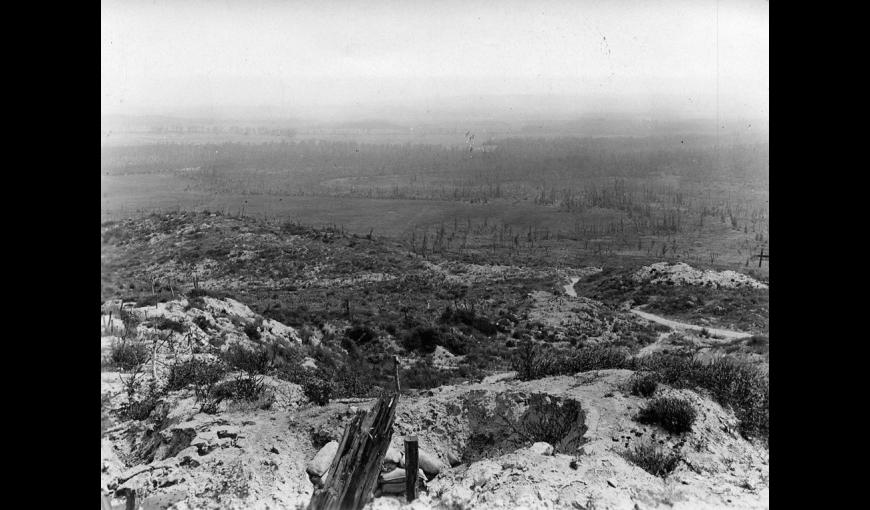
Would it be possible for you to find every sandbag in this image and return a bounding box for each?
[417,449,444,479]
[379,468,426,494]
[306,441,338,478]
[384,445,403,466]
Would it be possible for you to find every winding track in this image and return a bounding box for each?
[629,308,753,340]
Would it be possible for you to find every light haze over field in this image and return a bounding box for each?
[101,0,768,123]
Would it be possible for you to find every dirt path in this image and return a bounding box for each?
[630,308,752,340]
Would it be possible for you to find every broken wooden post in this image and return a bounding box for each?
[404,436,419,502]
[393,355,401,393]
[306,394,399,510]
[117,488,136,510]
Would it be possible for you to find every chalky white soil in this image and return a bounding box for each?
[632,263,767,290]
[102,367,768,510]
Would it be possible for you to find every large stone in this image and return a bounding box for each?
[528,442,554,456]
[306,441,339,478]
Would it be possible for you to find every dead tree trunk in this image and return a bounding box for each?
[306,393,399,510]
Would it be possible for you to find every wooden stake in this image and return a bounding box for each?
[405,436,419,502]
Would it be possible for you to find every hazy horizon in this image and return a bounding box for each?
[101,0,768,125]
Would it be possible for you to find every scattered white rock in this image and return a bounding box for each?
[201,296,257,319]
[261,318,302,344]
[633,262,767,289]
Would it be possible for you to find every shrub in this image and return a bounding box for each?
[212,377,266,403]
[219,344,270,402]
[440,307,498,335]
[340,336,362,359]
[401,361,455,389]
[264,342,303,368]
[511,340,555,381]
[401,327,442,354]
[513,343,631,381]
[192,316,212,332]
[560,345,631,373]
[302,375,333,406]
[243,322,262,341]
[635,397,696,434]
[170,358,229,413]
[222,344,270,376]
[166,358,199,391]
[629,373,658,398]
[345,324,378,345]
[622,441,682,477]
[110,340,150,371]
[135,293,171,307]
[149,317,186,334]
[187,288,225,299]
[118,381,164,421]
[333,364,375,398]
[638,354,768,441]
[520,394,585,453]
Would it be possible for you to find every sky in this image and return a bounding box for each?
[101,0,769,121]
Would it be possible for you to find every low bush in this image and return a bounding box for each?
[243,322,262,341]
[148,317,186,334]
[513,343,631,381]
[212,377,266,403]
[440,307,498,335]
[192,315,212,332]
[511,340,556,381]
[187,288,226,299]
[168,358,229,413]
[520,394,585,453]
[118,381,164,421]
[110,340,151,371]
[635,396,696,434]
[345,324,378,345]
[333,364,375,398]
[135,293,172,307]
[302,374,333,406]
[622,441,682,477]
[222,344,270,376]
[638,354,768,441]
[559,345,632,373]
[401,327,442,354]
[629,373,658,398]
[401,361,456,389]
